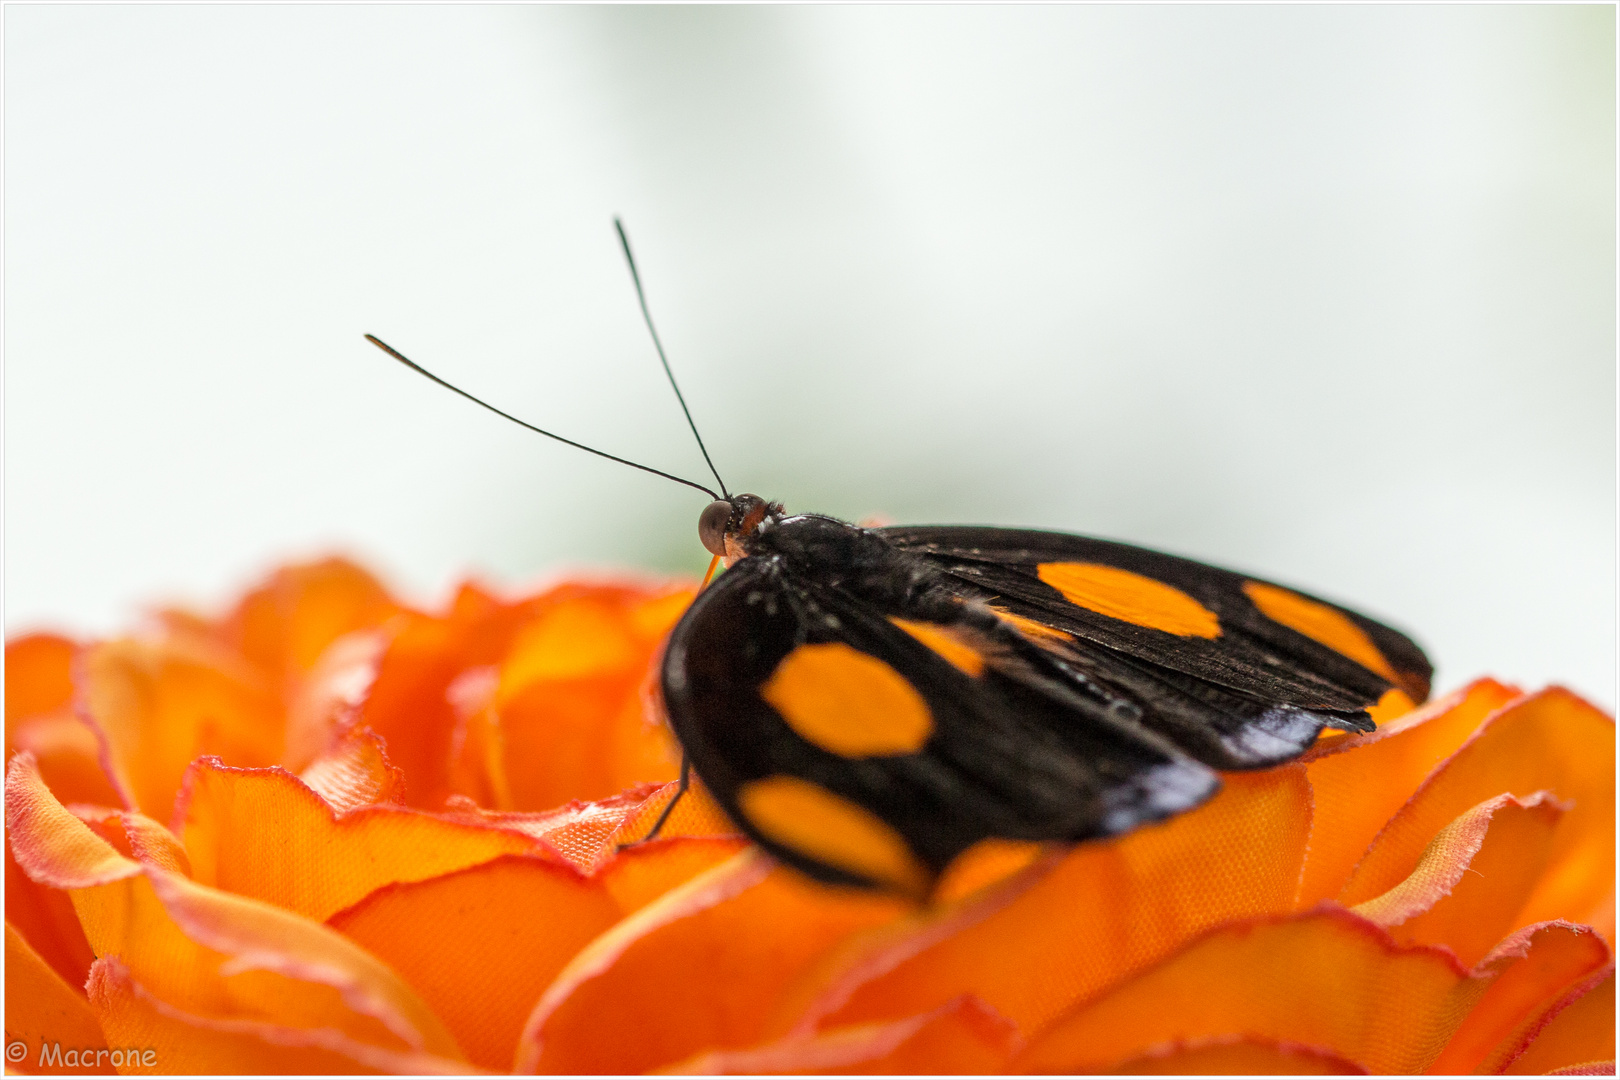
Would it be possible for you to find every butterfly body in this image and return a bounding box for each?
[662,495,1432,895]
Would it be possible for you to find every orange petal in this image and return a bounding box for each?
[599,836,752,915]
[323,837,749,1071]
[352,612,467,810]
[330,854,621,1071]
[86,958,471,1075]
[283,626,390,773]
[443,665,508,809]
[609,775,744,849]
[1013,908,1481,1074]
[8,713,122,809]
[1543,1064,1617,1076]
[494,671,680,811]
[68,806,192,877]
[5,922,110,1074]
[796,767,1313,1038]
[1429,922,1613,1074]
[1339,688,1614,940]
[1298,678,1522,905]
[12,755,464,1058]
[220,557,400,684]
[297,727,406,812]
[491,592,686,811]
[118,810,192,874]
[660,995,1019,1075]
[5,633,121,809]
[80,636,283,819]
[6,839,96,993]
[6,754,142,889]
[356,594,556,812]
[353,578,690,812]
[175,759,540,922]
[1109,1035,1368,1074]
[626,587,700,644]
[516,849,914,1074]
[495,593,643,690]
[74,866,459,1056]
[5,633,78,735]
[439,783,669,875]
[1500,966,1615,1075]
[434,779,738,878]
[1351,792,1565,967]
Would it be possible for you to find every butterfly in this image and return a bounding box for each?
[369,220,1432,897]
[658,494,1430,896]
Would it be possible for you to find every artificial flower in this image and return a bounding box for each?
[4,556,1613,1074]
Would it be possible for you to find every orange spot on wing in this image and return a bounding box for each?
[761,643,934,757]
[889,618,985,677]
[738,775,932,897]
[1242,581,1399,682]
[1037,563,1220,639]
[989,608,1076,643]
[933,839,1048,903]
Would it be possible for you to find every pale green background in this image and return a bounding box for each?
[6,6,1614,705]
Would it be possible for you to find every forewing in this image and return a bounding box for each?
[660,556,1218,892]
[881,525,1433,713]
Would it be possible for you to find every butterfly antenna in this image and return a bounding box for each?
[364,334,720,500]
[614,218,730,499]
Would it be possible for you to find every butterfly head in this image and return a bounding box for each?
[699,493,783,563]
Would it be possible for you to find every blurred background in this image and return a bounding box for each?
[5,6,1614,705]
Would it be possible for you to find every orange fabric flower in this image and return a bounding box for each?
[4,556,1613,1074]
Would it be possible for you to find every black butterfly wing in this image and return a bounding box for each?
[661,553,1220,894]
[879,525,1433,770]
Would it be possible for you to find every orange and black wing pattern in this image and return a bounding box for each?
[662,517,1432,895]
[882,525,1432,763]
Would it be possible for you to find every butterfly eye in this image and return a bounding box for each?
[698,499,733,556]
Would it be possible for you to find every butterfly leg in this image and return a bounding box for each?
[624,755,690,848]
